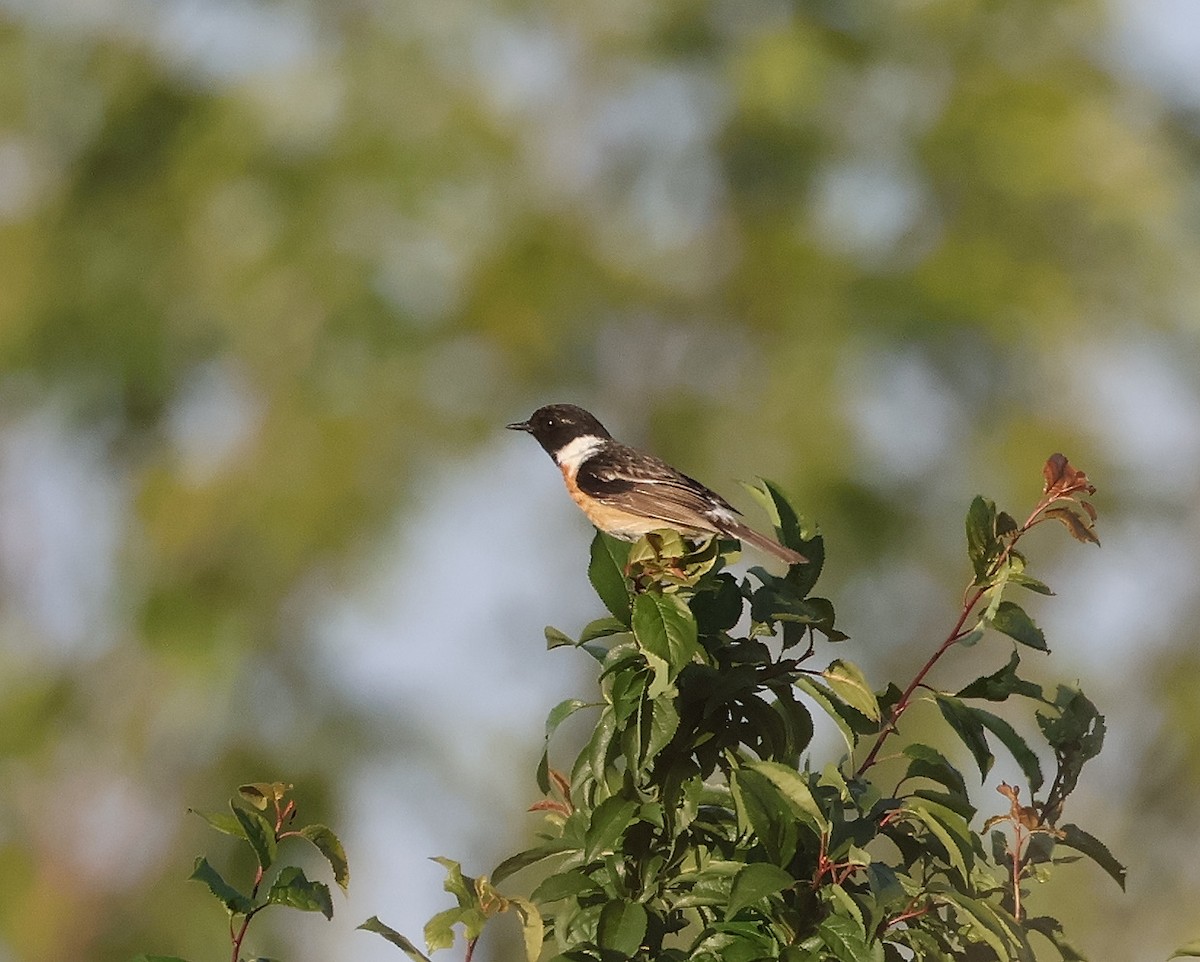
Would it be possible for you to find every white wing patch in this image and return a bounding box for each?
[709,505,738,524]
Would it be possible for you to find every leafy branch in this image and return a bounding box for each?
[855,453,1099,777]
[143,782,349,962]
[365,457,1122,962]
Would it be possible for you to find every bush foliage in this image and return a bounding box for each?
[366,454,1123,962]
[162,455,1132,962]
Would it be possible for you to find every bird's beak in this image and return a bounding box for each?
[506,420,532,432]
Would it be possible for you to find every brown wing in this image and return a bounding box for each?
[574,443,740,534]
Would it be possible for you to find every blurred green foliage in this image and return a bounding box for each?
[0,0,1198,959]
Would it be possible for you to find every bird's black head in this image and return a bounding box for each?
[507,404,612,458]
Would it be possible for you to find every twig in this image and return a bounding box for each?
[854,487,1065,778]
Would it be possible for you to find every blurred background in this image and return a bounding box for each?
[0,0,1198,959]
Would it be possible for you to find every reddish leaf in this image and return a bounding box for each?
[528,799,571,816]
[1042,453,1068,491]
[1042,454,1096,499]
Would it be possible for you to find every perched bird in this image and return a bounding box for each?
[507,404,807,565]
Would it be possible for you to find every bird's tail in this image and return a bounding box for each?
[723,522,808,566]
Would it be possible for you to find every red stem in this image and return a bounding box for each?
[885,902,933,929]
[230,865,265,962]
[854,498,1051,778]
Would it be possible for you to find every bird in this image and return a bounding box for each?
[507,403,807,565]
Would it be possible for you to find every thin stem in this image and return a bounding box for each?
[883,900,933,932]
[854,597,980,776]
[1013,833,1023,921]
[230,799,291,962]
[855,497,1053,778]
[230,866,264,962]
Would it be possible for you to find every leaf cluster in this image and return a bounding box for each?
[370,462,1123,962]
[155,782,349,962]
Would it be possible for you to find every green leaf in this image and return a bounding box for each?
[822,659,880,722]
[1008,571,1054,595]
[544,625,575,649]
[584,796,638,862]
[491,841,571,885]
[298,824,350,892]
[238,782,289,810]
[431,856,473,903]
[740,478,800,544]
[824,881,866,928]
[545,698,594,739]
[773,685,815,760]
[745,760,829,835]
[627,528,689,569]
[938,891,1018,960]
[188,857,254,915]
[956,650,1043,702]
[607,661,649,725]
[989,600,1048,651]
[691,922,777,960]
[795,677,863,752]
[727,863,795,917]
[971,706,1044,792]
[509,896,545,962]
[579,616,628,643]
[670,862,741,908]
[966,496,997,581]
[740,478,817,581]
[586,705,619,784]
[749,577,842,640]
[899,800,975,885]
[731,769,799,866]
[631,592,700,676]
[1025,916,1087,961]
[645,696,680,762]
[424,907,465,953]
[818,762,851,801]
[909,787,976,822]
[266,865,333,920]
[1058,823,1126,890]
[530,869,600,903]
[936,695,994,780]
[739,694,791,763]
[902,743,967,797]
[691,573,746,634]
[815,911,871,962]
[358,917,433,961]
[589,533,632,624]
[865,863,906,922]
[1170,940,1200,959]
[597,899,647,956]
[553,902,603,954]
[1037,687,1106,761]
[188,808,246,839]
[232,803,277,873]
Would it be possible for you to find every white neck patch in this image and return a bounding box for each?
[554,434,604,472]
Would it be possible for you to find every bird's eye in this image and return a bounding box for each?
[546,417,557,427]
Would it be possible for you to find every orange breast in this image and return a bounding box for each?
[560,463,662,540]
